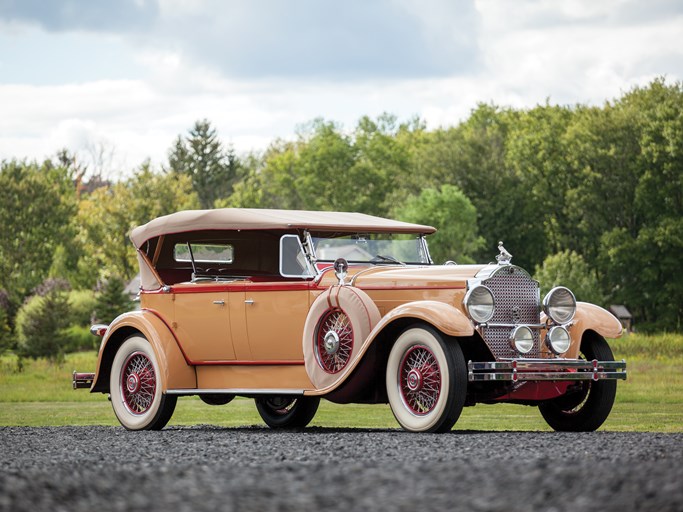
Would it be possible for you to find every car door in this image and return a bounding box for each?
[173,287,236,362]
[243,235,315,361]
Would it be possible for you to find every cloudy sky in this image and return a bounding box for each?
[1,0,682,175]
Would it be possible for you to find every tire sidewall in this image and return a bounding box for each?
[110,336,165,430]
[539,334,617,432]
[386,327,453,432]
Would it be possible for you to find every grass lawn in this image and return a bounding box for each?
[1,334,681,431]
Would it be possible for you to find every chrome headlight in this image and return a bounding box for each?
[546,325,571,354]
[464,285,495,323]
[510,325,534,354]
[543,287,576,324]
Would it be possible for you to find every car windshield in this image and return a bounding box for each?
[311,233,431,265]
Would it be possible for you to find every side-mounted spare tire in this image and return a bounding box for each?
[303,285,381,390]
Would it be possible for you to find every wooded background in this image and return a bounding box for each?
[1,78,681,360]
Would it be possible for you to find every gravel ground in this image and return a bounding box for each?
[1,426,682,511]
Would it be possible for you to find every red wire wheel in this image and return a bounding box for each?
[398,344,442,415]
[120,351,157,415]
[315,308,354,374]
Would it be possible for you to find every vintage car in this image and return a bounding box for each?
[73,208,626,432]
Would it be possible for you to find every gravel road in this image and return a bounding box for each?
[1,426,682,511]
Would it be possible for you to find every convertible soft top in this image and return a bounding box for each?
[129,208,436,248]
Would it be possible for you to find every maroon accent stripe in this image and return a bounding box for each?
[142,308,304,367]
[358,285,466,291]
[143,308,192,365]
[170,282,315,294]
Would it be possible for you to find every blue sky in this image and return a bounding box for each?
[1,0,682,176]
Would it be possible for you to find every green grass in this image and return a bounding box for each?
[1,333,682,431]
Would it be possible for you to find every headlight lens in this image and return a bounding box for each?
[464,285,495,323]
[546,325,571,354]
[510,326,534,354]
[543,287,576,324]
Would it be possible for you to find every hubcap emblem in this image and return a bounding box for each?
[126,373,141,394]
[323,331,340,355]
[406,369,423,391]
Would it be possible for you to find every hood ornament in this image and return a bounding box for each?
[496,241,513,265]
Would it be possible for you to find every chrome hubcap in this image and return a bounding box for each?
[406,369,423,391]
[323,331,340,355]
[126,373,141,394]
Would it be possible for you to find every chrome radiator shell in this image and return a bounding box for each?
[473,265,541,359]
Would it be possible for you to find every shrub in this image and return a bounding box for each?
[94,276,132,324]
[67,289,97,326]
[16,287,71,363]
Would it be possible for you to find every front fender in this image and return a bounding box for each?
[371,300,475,338]
[573,302,624,339]
[91,310,196,393]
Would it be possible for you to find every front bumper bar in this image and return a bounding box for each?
[468,358,627,382]
[72,371,95,389]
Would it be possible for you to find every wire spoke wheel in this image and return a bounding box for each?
[255,396,321,429]
[121,351,157,415]
[315,308,354,374]
[399,345,442,415]
[386,325,467,433]
[110,336,176,431]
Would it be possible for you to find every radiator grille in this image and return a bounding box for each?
[481,266,541,359]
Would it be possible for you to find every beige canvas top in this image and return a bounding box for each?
[130,208,436,248]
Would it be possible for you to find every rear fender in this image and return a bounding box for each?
[91,310,196,393]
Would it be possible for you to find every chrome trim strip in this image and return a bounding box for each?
[165,388,306,396]
[467,358,627,382]
[480,323,546,329]
[468,371,628,382]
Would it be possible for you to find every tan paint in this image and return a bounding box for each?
[173,290,236,361]
[94,260,622,394]
[196,365,313,390]
[93,310,196,391]
[243,286,311,360]
[563,302,624,359]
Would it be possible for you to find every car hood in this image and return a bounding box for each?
[325,264,491,289]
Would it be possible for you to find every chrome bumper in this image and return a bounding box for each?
[72,371,95,389]
[468,358,627,382]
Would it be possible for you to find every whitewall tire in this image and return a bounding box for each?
[110,335,177,430]
[386,325,467,433]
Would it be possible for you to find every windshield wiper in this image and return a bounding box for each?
[370,254,405,266]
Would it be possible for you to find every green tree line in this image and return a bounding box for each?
[1,79,681,360]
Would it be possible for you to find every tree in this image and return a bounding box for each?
[94,276,132,324]
[15,279,72,362]
[0,159,77,318]
[534,250,604,305]
[0,290,11,354]
[76,163,200,285]
[394,185,484,264]
[167,120,240,208]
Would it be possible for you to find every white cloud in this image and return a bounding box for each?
[0,0,681,174]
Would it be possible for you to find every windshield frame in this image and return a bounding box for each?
[308,231,433,266]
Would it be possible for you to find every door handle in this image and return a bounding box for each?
[244,299,254,305]
[212,300,225,306]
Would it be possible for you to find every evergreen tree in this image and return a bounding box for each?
[94,276,132,324]
[16,279,71,362]
[167,120,240,208]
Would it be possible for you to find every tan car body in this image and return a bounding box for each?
[90,262,621,396]
[78,208,625,432]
